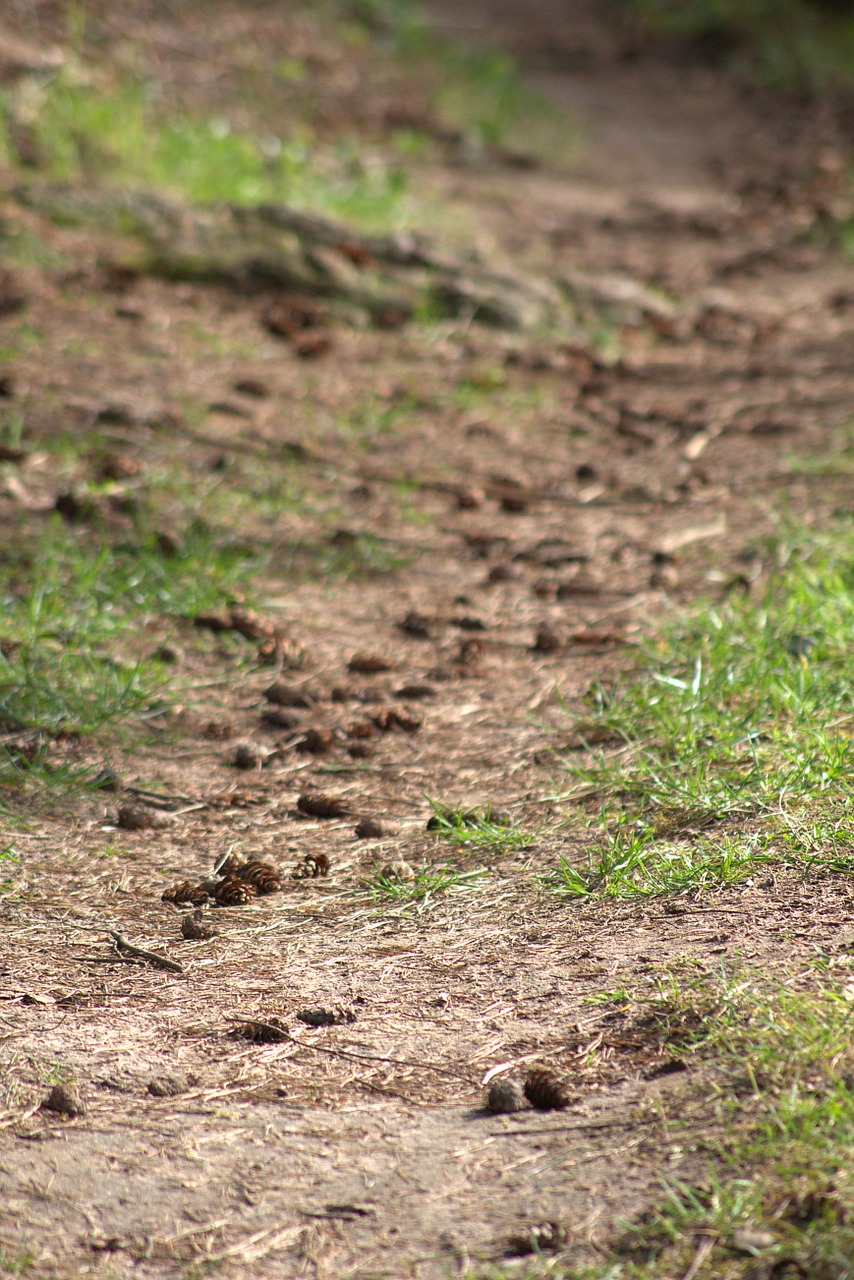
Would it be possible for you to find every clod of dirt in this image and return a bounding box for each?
[180,911,218,941]
[154,643,183,665]
[296,1006,357,1027]
[347,652,394,674]
[532,624,563,653]
[370,707,423,733]
[147,1075,188,1097]
[162,881,208,907]
[291,852,331,879]
[264,681,317,708]
[233,377,269,397]
[380,859,414,881]
[263,296,325,339]
[523,1068,571,1111]
[355,817,399,839]
[456,485,485,510]
[500,494,528,514]
[233,743,264,769]
[506,1221,567,1256]
[394,683,436,700]
[261,707,301,731]
[297,727,336,755]
[398,610,433,639]
[452,615,487,631]
[237,859,282,894]
[297,791,349,819]
[487,561,523,583]
[486,1078,526,1113]
[213,876,256,907]
[41,1084,85,1118]
[231,1018,288,1044]
[116,804,175,831]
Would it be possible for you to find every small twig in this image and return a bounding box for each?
[108,931,184,974]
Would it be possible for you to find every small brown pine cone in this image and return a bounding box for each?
[264,681,317,708]
[523,1068,571,1111]
[487,1078,526,1113]
[162,880,208,906]
[347,652,393,674]
[231,1019,288,1044]
[291,852,330,880]
[297,791,348,819]
[216,853,242,879]
[238,859,282,894]
[213,876,256,907]
[297,727,336,755]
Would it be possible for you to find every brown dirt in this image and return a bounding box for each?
[2,2,854,1276]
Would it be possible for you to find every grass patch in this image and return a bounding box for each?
[0,521,259,789]
[367,861,488,910]
[608,967,854,1279]
[0,70,410,227]
[426,800,537,852]
[552,525,854,896]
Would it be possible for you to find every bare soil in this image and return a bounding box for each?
[2,2,854,1275]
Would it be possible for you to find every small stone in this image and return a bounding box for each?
[355,817,398,839]
[116,804,174,831]
[233,744,262,770]
[380,859,414,881]
[532,624,563,653]
[487,1078,526,1113]
[42,1083,85,1118]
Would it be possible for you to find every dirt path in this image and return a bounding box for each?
[1,3,853,1276]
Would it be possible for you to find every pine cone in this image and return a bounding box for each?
[216,853,242,878]
[523,1068,571,1111]
[238,859,282,894]
[296,728,336,755]
[291,852,330,879]
[371,707,422,733]
[231,1018,288,1044]
[162,880,208,906]
[213,876,256,907]
[297,791,348,819]
[296,1006,356,1027]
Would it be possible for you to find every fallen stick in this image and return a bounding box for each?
[108,931,184,974]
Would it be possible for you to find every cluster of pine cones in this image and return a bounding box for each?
[162,849,331,909]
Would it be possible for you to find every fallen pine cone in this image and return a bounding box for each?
[355,817,398,839]
[230,1018,288,1044]
[117,803,174,831]
[296,1006,356,1027]
[238,859,282,894]
[297,791,348,819]
[532,624,563,653]
[347,652,393,674]
[291,852,330,879]
[215,853,242,878]
[213,876,256,907]
[524,1068,571,1111]
[297,727,336,755]
[370,707,422,733]
[162,880,208,907]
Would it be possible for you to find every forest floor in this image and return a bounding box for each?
[1,2,853,1278]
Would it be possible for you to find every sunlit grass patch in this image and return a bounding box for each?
[552,524,854,896]
[425,799,537,853]
[366,861,488,910]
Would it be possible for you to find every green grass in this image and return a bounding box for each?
[551,525,854,897]
[425,799,538,853]
[367,861,488,909]
[0,71,410,227]
[0,520,259,789]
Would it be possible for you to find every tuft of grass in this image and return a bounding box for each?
[425,799,537,852]
[0,520,259,789]
[552,525,854,896]
[367,861,488,909]
[608,967,854,1278]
